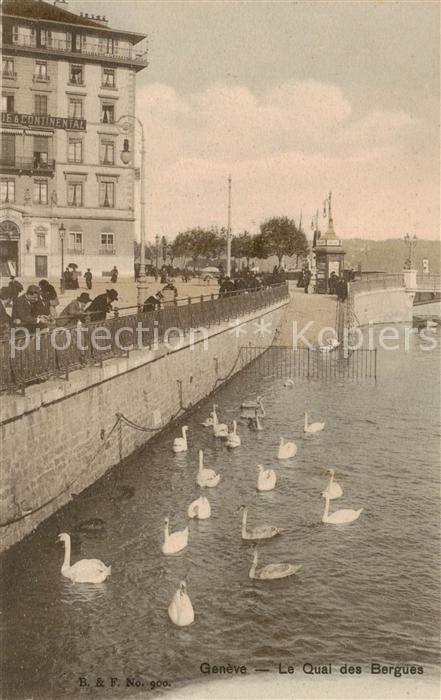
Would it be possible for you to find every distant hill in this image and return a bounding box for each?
[341,238,440,274]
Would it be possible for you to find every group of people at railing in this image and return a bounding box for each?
[0,278,122,337]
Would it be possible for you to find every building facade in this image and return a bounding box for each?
[0,0,147,280]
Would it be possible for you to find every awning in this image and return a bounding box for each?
[24,129,53,137]
[0,127,24,135]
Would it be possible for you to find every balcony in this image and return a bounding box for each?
[4,36,148,69]
[0,157,56,175]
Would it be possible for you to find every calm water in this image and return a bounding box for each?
[1,326,440,699]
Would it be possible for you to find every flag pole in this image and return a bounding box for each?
[226,174,232,276]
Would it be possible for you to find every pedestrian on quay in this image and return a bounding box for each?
[328,271,338,295]
[142,291,163,313]
[87,288,118,322]
[59,292,91,326]
[8,276,23,300]
[303,268,312,294]
[63,267,72,290]
[12,285,49,333]
[70,267,80,290]
[39,279,59,318]
[84,268,93,290]
[0,286,13,337]
[110,266,118,284]
[336,277,348,302]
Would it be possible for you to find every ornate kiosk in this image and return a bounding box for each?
[313,192,345,294]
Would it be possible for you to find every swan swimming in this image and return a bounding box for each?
[226,420,241,448]
[319,338,340,353]
[284,379,294,387]
[162,517,189,554]
[212,405,228,437]
[197,449,221,488]
[201,412,214,427]
[173,425,188,453]
[322,494,363,524]
[277,437,297,459]
[168,581,194,626]
[239,505,283,540]
[257,464,277,491]
[57,532,111,583]
[249,546,302,580]
[321,469,343,500]
[304,412,325,434]
[187,496,211,519]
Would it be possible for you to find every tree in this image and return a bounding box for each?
[231,231,255,269]
[172,228,225,271]
[259,216,309,266]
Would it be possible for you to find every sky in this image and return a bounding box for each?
[71,0,440,242]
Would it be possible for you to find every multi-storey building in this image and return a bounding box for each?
[0,0,147,279]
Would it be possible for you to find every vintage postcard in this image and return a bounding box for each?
[0,1,439,699]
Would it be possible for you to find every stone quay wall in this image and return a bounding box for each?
[351,286,415,326]
[0,299,288,552]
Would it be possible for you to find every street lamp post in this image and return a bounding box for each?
[155,233,160,278]
[403,233,417,268]
[58,222,66,293]
[117,114,148,307]
[226,174,232,277]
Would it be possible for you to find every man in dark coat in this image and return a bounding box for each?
[328,271,338,295]
[84,268,93,290]
[12,285,49,332]
[87,289,118,322]
[110,266,118,283]
[142,291,163,313]
[219,275,235,297]
[38,279,59,317]
[59,292,91,326]
[0,286,13,337]
[8,277,23,300]
[303,268,312,294]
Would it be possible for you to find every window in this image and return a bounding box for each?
[13,25,36,47]
[1,134,16,165]
[34,94,48,115]
[34,61,48,80]
[0,179,15,203]
[1,94,14,111]
[68,231,83,252]
[100,233,114,252]
[2,57,15,78]
[40,29,52,47]
[35,228,47,248]
[102,68,115,88]
[67,182,83,207]
[100,140,115,165]
[69,64,83,85]
[68,138,83,163]
[101,103,115,124]
[33,136,49,168]
[34,180,48,205]
[68,98,83,119]
[99,181,115,207]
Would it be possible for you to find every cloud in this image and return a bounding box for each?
[134,80,438,239]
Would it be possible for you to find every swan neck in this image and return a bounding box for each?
[62,535,71,570]
[323,497,330,521]
[242,508,248,534]
[164,521,169,541]
[198,451,203,471]
[304,412,308,429]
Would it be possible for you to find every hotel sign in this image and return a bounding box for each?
[1,112,86,131]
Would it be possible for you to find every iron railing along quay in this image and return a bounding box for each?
[0,283,289,394]
[349,274,404,294]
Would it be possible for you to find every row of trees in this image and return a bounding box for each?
[135,217,309,270]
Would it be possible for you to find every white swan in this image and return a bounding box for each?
[212,405,228,437]
[168,581,194,626]
[57,533,111,583]
[201,412,214,427]
[284,379,294,387]
[197,449,221,488]
[256,397,265,417]
[319,338,340,353]
[277,437,297,459]
[322,494,363,524]
[162,517,189,554]
[187,495,211,519]
[257,464,276,491]
[249,546,302,580]
[239,506,283,540]
[226,420,241,448]
[321,469,343,500]
[304,412,325,434]
[173,425,188,453]
[241,395,262,409]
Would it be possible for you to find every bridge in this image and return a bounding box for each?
[347,272,440,326]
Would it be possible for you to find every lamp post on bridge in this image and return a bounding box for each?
[403,233,417,269]
[117,114,147,308]
[58,222,66,293]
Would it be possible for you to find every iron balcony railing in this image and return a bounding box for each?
[0,283,289,393]
[0,157,56,174]
[3,37,148,66]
